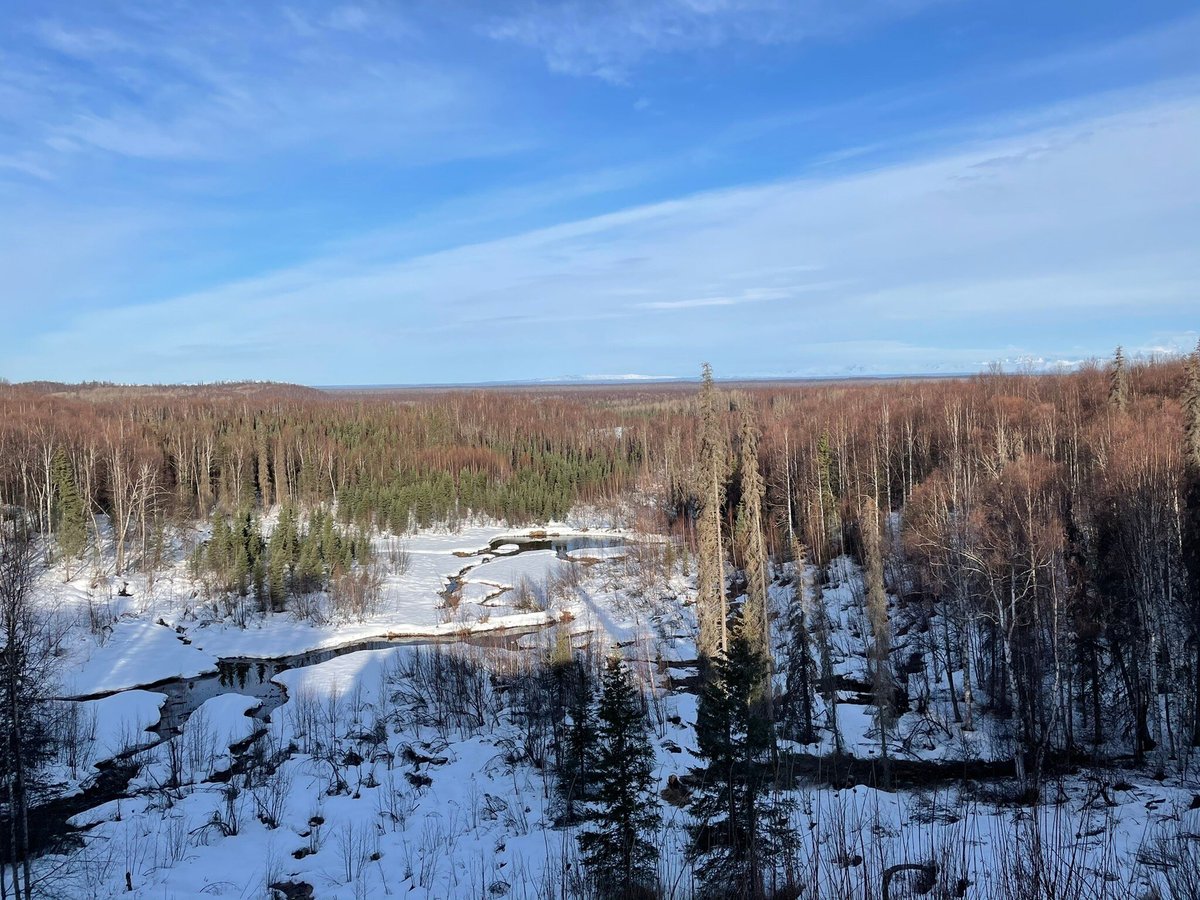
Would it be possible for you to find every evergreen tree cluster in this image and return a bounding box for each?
[192,504,369,607]
[335,448,620,533]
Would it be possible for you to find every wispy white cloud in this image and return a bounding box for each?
[643,296,745,310]
[1,2,511,174]
[640,284,841,310]
[3,4,1199,384]
[483,0,946,82]
[5,85,1197,383]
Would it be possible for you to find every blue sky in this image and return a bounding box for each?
[1,0,1198,384]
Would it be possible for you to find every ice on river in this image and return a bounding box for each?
[54,525,629,696]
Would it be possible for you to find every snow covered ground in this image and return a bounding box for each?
[71,690,168,771]
[51,523,634,697]
[27,520,1200,898]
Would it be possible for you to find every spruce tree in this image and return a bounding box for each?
[252,556,266,611]
[578,657,660,898]
[50,449,87,577]
[1185,342,1200,472]
[782,537,816,744]
[556,657,598,823]
[1181,343,1200,745]
[278,503,297,551]
[696,363,728,667]
[860,496,895,769]
[814,433,841,559]
[267,528,288,611]
[810,573,842,756]
[689,632,781,898]
[295,510,327,593]
[735,409,771,697]
[210,515,232,586]
[1109,345,1130,412]
[231,513,251,597]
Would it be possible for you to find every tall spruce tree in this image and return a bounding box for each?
[1182,342,1200,746]
[811,573,843,756]
[696,363,728,666]
[296,521,325,593]
[1109,345,1130,412]
[814,433,841,560]
[689,632,782,899]
[1186,342,1200,468]
[266,530,289,611]
[50,449,87,578]
[860,496,895,770]
[782,537,816,744]
[578,658,660,898]
[209,515,233,584]
[735,409,771,712]
[556,657,598,823]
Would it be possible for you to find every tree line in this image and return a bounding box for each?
[671,346,1200,897]
[0,384,641,579]
[4,350,1200,896]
